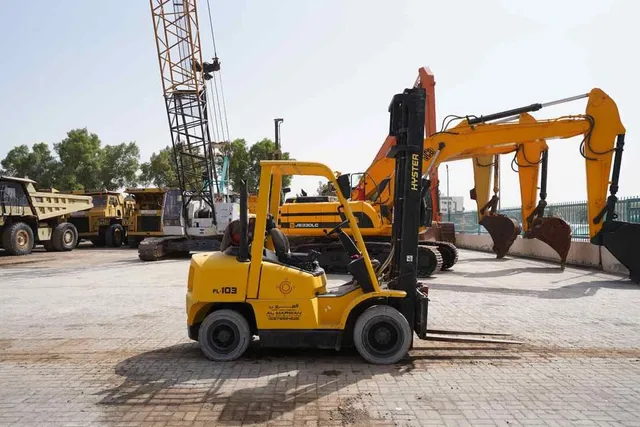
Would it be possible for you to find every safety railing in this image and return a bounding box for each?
[449,196,640,241]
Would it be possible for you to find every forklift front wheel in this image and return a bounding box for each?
[198,309,251,362]
[353,305,412,365]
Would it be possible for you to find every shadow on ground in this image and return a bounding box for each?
[432,279,635,299]
[457,256,511,263]
[96,341,517,424]
[458,266,565,278]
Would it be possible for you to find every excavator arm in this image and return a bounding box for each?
[463,113,558,259]
[425,88,623,237]
[425,88,638,281]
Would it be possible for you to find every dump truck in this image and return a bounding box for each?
[68,190,135,247]
[0,176,93,255]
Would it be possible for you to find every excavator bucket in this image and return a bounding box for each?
[592,220,640,284]
[480,214,522,258]
[527,217,572,265]
[420,221,455,243]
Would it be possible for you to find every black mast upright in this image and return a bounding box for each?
[386,87,427,330]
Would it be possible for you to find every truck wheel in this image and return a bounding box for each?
[106,224,124,247]
[353,305,412,365]
[43,241,55,252]
[2,222,35,256]
[198,309,251,362]
[51,223,78,251]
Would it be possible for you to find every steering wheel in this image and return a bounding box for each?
[325,219,349,237]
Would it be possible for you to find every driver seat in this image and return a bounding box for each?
[269,228,320,269]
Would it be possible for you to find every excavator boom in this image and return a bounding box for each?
[428,89,637,281]
[425,88,623,239]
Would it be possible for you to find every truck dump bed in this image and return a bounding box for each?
[0,176,93,219]
[30,189,93,220]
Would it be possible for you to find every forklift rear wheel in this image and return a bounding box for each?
[353,305,412,365]
[198,309,251,362]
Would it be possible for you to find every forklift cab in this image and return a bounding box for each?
[187,160,415,363]
[238,161,383,291]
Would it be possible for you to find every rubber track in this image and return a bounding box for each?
[419,241,459,270]
[417,245,443,277]
[291,241,443,278]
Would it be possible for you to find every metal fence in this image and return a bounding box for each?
[449,196,640,240]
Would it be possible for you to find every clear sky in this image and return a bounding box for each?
[1,0,638,210]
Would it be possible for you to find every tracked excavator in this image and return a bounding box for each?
[280,68,458,277]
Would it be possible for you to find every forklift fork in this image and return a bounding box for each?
[424,329,523,345]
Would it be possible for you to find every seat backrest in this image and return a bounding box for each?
[220,220,240,252]
[269,228,290,261]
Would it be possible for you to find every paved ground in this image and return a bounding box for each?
[0,245,639,426]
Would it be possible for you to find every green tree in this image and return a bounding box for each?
[139,146,179,188]
[99,142,140,190]
[317,180,337,196]
[228,139,251,192]
[245,138,292,193]
[1,143,60,187]
[50,128,141,190]
[54,128,103,190]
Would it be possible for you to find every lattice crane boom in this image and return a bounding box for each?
[150,0,221,225]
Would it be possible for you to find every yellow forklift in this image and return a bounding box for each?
[186,87,523,363]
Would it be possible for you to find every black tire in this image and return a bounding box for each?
[93,231,106,247]
[106,224,124,247]
[51,222,78,252]
[198,309,251,362]
[43,240,55,252]
[128,237,140,249]
[353,305,412,365]
[2,222,35,256]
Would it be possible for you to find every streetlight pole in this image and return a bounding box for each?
[446,164,450,221]
[273,118,284,160]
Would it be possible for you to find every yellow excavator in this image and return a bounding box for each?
[280,85,638,282]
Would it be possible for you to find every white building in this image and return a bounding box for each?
[440,196,464,214]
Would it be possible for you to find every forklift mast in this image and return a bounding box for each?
[386,87,427,331]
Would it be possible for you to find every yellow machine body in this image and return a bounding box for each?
[187,161,405,345]
[125,187,168,241]
[68,190,135,245]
